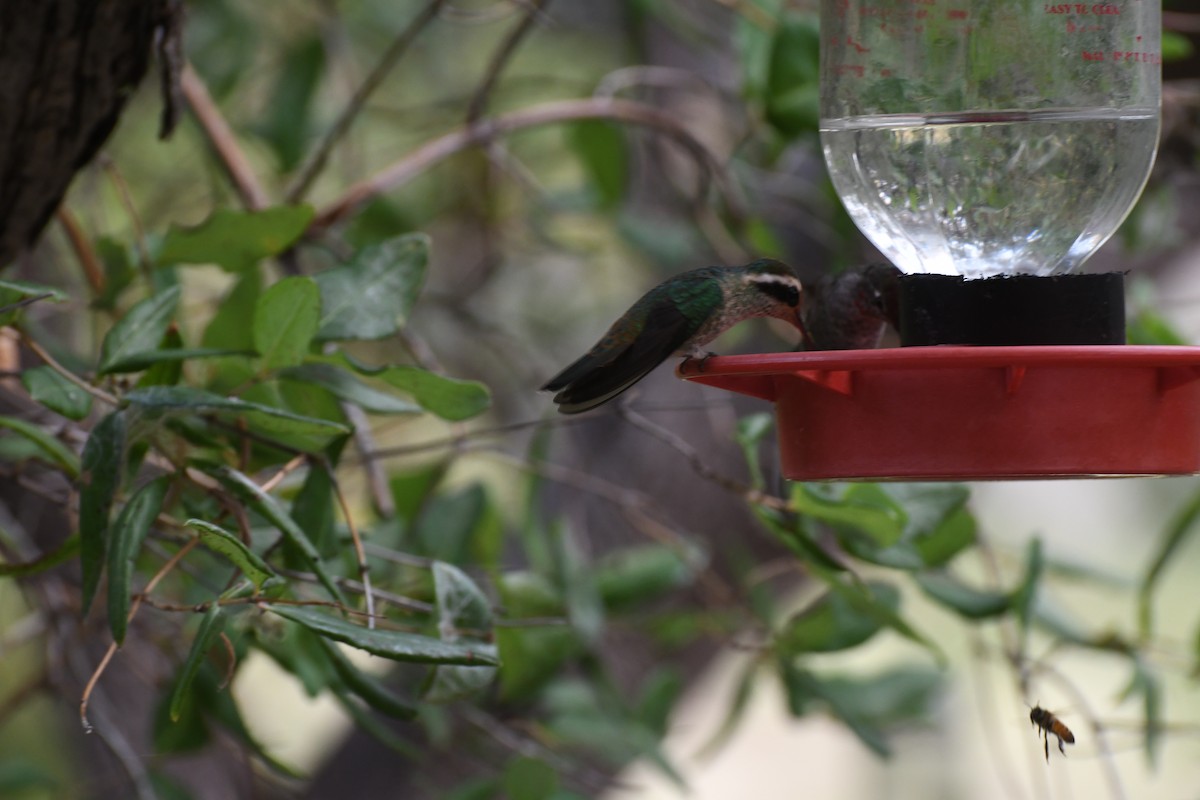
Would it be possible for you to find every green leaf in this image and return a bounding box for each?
[915,572,1010,619]
[268,605,500,665]
[414,484,488,563]
[135,325,185,387]
[765,15,820,140]
[0,279,65,326]
[370,364,491,421]
[291,458,339,559]
[185,519,277,590]
[0,415,81,477]
[314,233,429,341]
[426,562,498,702]
[103,347,255,375]
[502,757,559,800]
[158,206,314,272]
[98,286,182,374]
[0,759,59,793]
[79,411,127,614]
[0,534,80,578]
[258,34,325,171]
[776,581,898,654]
[1013,537,1044,645]
[1121,657,1163,767]
[735,412,773,490]
[1139,485,1200,639]
[209,466,346,604]
[1163,30,1194,62]
[170,605,226,721]
[568,121,627,210]
[594,543,706,612]
[202,271,261,391]
[791,483,903,548]
[318,637,417,719]
[495,572,580,701]
[123,385,351,440]
[22,366,92,420]
[793,482,974,568]
[280,363,421,415]
[108,477,171,644]
[254,277,320,371]
[782,664,941,757]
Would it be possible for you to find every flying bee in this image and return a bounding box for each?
[1030,705,1075,762]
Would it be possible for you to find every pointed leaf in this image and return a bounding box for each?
[170,605,226,721]
[734,412,773,490]
[318,638,416,719]
[776,581,897,654]
[426,562,497,702]
[0,534,80,578]
[268,605,500,665]
[103,347,255,375]
[98,286,182,374]
[124,385,351,440]
[373,365,491,421]
[568,120,627,210]
[158,206,314,272]
[314,233,428,341]
[209,466,346,604]
[0,415,80,478]
[78,411,127,614]
[185,519,277,590]
[502,758,559,800]
[1139,485,1200,638]
[280,363,421,414]
[108,477,171,644]
[0,279,65,326]
[22,366,92,420]
[915,572,1011,620]
[254,277,320,370]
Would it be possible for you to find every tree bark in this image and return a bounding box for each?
[0,0,170,267]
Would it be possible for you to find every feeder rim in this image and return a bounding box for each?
[677,345,1200,378]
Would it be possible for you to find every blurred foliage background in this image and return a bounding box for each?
[1,1,1200,798]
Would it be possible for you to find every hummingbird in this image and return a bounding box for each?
[802,263,901,350]
[542,259,810,414]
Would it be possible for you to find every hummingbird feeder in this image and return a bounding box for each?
[681,0,1195,481]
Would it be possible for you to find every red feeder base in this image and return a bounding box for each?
[679,346,1200,481]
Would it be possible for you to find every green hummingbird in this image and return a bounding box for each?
[542,259,810,414]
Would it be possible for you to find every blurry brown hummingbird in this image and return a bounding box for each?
[542,259,810,414]
[802,263,901,350]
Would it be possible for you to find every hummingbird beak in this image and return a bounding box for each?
[796,307,816,349]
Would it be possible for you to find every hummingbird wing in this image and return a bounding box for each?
[542,276,721,414]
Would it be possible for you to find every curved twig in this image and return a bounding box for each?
[287,0,447,202]
[312,97,746,230]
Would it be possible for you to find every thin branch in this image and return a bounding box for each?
[98,155,153,282]
[273,567,435,614]
[0,293,55,317]
[616,405,788,511]
[22,334,119,406]
[80,539,198,732]
[464,0,551,124]
[287,0,447,201]
[55,208,105,295]
[259,453,307,495]
[179,63,269,211]
[312,97,745,230]
[341,402,396,518]
[326,463,377,628]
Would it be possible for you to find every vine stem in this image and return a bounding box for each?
[312,97,745,230]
